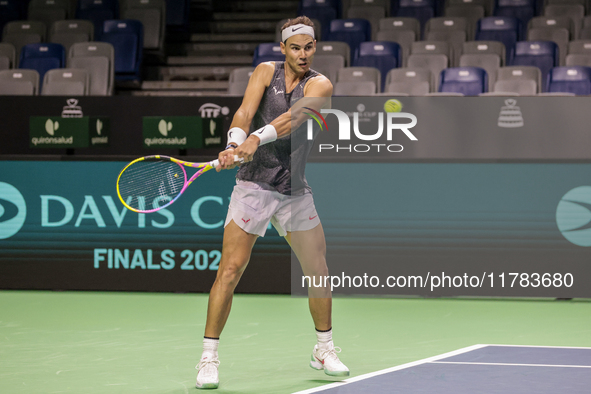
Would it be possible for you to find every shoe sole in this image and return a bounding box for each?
[324,369,350,377]
[310,359,350,377]
[196,382,219,389]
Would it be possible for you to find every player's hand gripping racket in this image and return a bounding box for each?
[117,155,242,213]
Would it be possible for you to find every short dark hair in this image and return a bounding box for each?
[281,16,315,42]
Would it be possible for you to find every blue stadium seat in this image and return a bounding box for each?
[77,0,119,38]
[494,0,534,35]
[299,0,339,39]
[252,43,284,66]
[327,19,372,58]
[475,16,522,63]
[18,43,65,90]
[547,66,591,95]
[353,41,402,92]
[438,66,488,95]
[0,0,22,41]
[511,41,558,91]
[100,19,143,81]
[2,21,46,65]
[396,0,435,37]
[166,0,190,30]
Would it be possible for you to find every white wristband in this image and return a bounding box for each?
[227,127,247,147]
[251,124,277,146]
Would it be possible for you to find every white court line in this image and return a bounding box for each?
[292,344,591,394]
[482,344,591,350]
[291,344,488,394]
[431,361,591,369]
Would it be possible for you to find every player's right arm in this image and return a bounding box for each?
[216,62,274,171]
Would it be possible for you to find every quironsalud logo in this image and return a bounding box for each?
[0,182,27,240]
[556,186,591,247]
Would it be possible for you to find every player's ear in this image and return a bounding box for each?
[280,41,286,55]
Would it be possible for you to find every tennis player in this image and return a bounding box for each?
[195,16,349,389]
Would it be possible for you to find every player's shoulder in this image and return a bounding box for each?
[310,70,330,83]
[305,72,333,97]
[253,61,276,76]
[251,62,276,86]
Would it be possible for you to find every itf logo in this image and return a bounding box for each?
[0,182,27,239]
[556,186,591,247]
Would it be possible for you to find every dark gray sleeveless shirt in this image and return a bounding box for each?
[236,61,320,195]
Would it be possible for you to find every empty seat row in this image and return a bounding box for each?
[253,38,591,92]
[285,15,591,66]
[2,20,143,83]
[0,0,173,51]
[0,41,114,95]
[344,64,591,96]
[228,63,591,96]
[0,68,89,96]
[300,0,591,36]
[2,19,94,61]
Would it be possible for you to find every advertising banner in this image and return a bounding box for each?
[29,116,90,148]
[143,116,203,148]
[0,161,290,293]
[28,99,110,149]
[2,97,243,156]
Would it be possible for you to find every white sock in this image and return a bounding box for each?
[202,337,219,359]
[316,328,332,348]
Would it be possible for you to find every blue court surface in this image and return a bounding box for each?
[293,345,591,394]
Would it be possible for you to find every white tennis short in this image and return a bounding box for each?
[224,180,320,237]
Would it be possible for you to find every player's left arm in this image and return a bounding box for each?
[234,75,332,162]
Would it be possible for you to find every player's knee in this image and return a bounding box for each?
[303,263,328,278]
[216,260,247,286]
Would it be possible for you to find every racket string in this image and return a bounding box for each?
[118,159,186,211]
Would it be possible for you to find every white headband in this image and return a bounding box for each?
[281,23,315,43]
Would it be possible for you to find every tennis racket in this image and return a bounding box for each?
[116,155,242,213]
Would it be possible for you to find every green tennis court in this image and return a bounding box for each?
[1,291,590,393]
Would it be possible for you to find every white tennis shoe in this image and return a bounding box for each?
[310,341,350,376]
[195,352,220,389]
